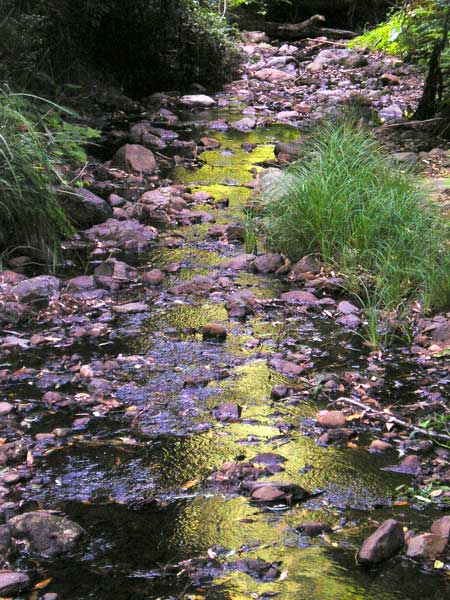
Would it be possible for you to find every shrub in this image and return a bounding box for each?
[0,89,97,262]
[258,118,450,328]
[0,1,241,97]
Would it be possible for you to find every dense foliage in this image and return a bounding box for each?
[351,1,450,119]
[0,1,241,96]
[0,90,98,262]
[258,118,450,342]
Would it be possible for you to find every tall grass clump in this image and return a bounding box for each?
[0,88,93,262]
[260,117,450,335]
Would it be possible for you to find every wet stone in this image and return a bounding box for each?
[243,481,308,504]
[357,519,405,565]
[406,533,447,559]
[295,522,332,536]
[0,571,30,595]
[201,324,227,341]
[271,384,288,399]
[230,558,281,581]
[7,511,84,558]
[142,269,164,286]
[212,403,241,422]
[316,410,347,429]
[281,290,317,304]
[112,302,150,314]
[430,516,450,541]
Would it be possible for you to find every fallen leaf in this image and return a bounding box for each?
[278,569,288,581]
[434,560,444,569]
[394,501,409,507]
[26,449,34,468]
[33,578,52,590]
[181,479,199,490]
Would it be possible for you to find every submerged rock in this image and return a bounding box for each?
[7,511,84,558]
[357,519,404,565]
[0,571,30,596]
[242,481,308,504]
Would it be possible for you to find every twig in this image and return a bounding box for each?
[381,117,444,129]
[336,396,450,442]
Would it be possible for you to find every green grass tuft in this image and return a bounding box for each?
[0,88,97,263]
[258,117,450,342]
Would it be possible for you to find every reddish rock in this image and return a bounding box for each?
[430,516,450,541]
[318,428,355,445]
[252,253,284,273]
[317,410,346,429]
[201,324,227,340]
[398,455,421,475]
[291,256,320,274]
[337,314,361,328]
[369,440,392,453]
[222,254,255,271]
[281,290,317,304]
[381,73,401,86]
[357,519,404,564]
[142,269,164,286]
[200,137,221,149]
[406,533,447,559]
[212,402,241,421]
[66,276,96,292]
[337,301,359,315]
[112,144,157,174]
[271,384,288,399]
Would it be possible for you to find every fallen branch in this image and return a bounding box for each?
[265,14,357,41]
[336,396,450,443]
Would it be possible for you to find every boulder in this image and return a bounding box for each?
[316,410,346,429]
[142,269,164,286]
[94,260,137,283]
[357,519,404,564]
[406,533,447,559]
[201,324,227,341]
[281,290,317,304]
[0,441,27,466]
[111,144,157,174]
[7,511,84,558]
[58,187,112,228]
[252,253,284,273]
[430,516,450,541]
[13,276,60,302]
[129,122,167,150]
[84,219,158,252]
[179,95,216,108]
[292,255,320,274]
[253,69,296,83]
[0,571,30,595]
[337,301,359,315]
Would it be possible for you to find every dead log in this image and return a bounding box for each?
[265,14,357,41]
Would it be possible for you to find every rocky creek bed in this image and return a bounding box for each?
[0,36,449,599]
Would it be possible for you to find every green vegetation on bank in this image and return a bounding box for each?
[0,89,98,263]
[257,118,450,342]
[0,1,241,97]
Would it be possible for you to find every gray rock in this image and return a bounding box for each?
[212,402,241,421]
[112,302,150,314]
[13,276,60,302]
[7,511,84,558]
[0,441,26,466]
[0,402,13,416]
[83,219,158,253]
[357,519,404,564]
[179,95,216,108]
[0,571,29,595]
[58,187,112,228]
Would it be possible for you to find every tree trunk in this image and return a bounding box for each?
[415,6,450,120]
[265,14,357,41]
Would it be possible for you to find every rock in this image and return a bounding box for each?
[275,141,302,157]
[94,260,137,286]
[65,276,96,293]
[111,144,157,174]
[295,522,332,536]
[169,275,216,296]
[0,525,10,556]
[0,402,13,416]
[432,321,450,346]
[337,314,361,328]
[281,290,317,304]
[0,271,26,285]
[57,187,112,228]
[252,253,285,273]
[268,358,304,377]
[0,442,26,466]
[337,301,359,315]
[241,31,269,44]
[84,219,158,252]
[111,302,149,314]
[430,516,450,541]
[381,73,400,86]
[243,481,308,504]
[406,533,447,559]
[310,48,368,69]
[357,519,404,564]
[212,403,241,421]
[253,69,296,83]
[391,152,418,163]
[292,255,320,274]
[230,557,280,581]
[0,571,30,595]
[13,276,60,302]
[318,428,355,445]
[7,511,84,558]
[369,440,392,453]
[201,324,227,341]
[129,122,167,150]
[222,254,255,271]
[180,94,216,108]
[230,117,256,131]
[271,384,288,399]
[142,269,164,286]
[378,104,403,121]
[397,455,422,475]
[252,453,286,466]
[199,137,221,149]
[317,410,346,429]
